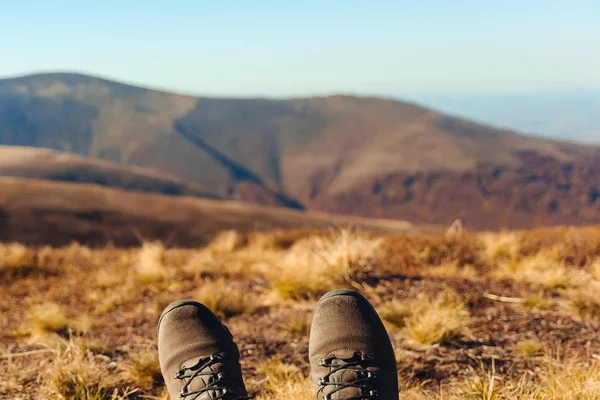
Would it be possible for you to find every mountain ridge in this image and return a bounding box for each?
[1,72,599,229]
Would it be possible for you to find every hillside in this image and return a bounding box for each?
[0,177,427,246]
[0,145,218,198]
[1,73,599,229]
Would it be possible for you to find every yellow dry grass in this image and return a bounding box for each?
[135,242,167,284]
[2,226,600,399]
[255,357,313,400]
[565,281,600,319]
[121,350,163,390]
[195,278,258,318]
[442,358,600,400]
[0,242,30,268]
[403,291,472,345]
[270,229,384,300]
[40,339,138,400]
[513,338,546,357]
[495,251,588,289]
[379,299,414,329]
[29,303,69,335]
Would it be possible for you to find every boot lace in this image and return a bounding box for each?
[173,352,252,400]
[317,352,382,400]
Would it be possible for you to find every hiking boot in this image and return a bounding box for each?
[309,289,398,400]
[158,300,250,400]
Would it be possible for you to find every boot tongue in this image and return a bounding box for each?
[327,369,364,399]
[180,355,247,400]
[180,357,227,400]
[324,350,368,400]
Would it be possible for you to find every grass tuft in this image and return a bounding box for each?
[255,357,313,400]
[207,230,247,254]
[41,339,136,399]
[480,232,522,264]
[565,281,600,319]
[521,295,556,310]
[419,262,480,280]
[513,339,546,357]
[29,303,69,335]
[122,350,163,389]
[497,251,588,289]
[379,299,414,328]
[195,278,257,318]
[270,229,383,300]
[404,291,471,345]
[135,242,166,284]
[0,243,30,268]
[284,311,310,336]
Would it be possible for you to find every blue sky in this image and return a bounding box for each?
[1,0,599,96]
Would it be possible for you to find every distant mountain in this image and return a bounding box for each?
[1,72,600,230]
[405,90,600,143]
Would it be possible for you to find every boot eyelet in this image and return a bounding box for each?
[173,370,184,379]
[179,387,188,398]
[318,377,328,385]
[367,371,381,379]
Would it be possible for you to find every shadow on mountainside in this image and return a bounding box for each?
[173,121,304,210]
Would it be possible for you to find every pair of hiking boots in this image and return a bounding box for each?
[158,289,398,400]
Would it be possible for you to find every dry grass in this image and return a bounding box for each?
[0,242,30,268]
[521,295,556,310]
[379,299,414,329]
[3,226,600,399]
[480,232,523,265]
[195,278,257,318]
[122,350,163,390]
[255,357,313,400]
[135,241,167,284]
[591,258,600,280]
[255,378,313,400]
[284,311,310,336]
[420,262,480,280]
[207,230,247,254]
[495,251,588,289]
[40,339,136,400]
[443,358,600,400]
[252,357,600,400]
[29,303,69,335]
[513,339,546,357]
[565,281,600,319]
[403,291,472,345]
[270,229,383,300]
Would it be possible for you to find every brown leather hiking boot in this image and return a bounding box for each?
[157,300,250,400]
[309,289,399,400]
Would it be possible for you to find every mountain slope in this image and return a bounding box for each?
[0,177,427,246]
[1,72,599,229]
[0,145,218,197]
